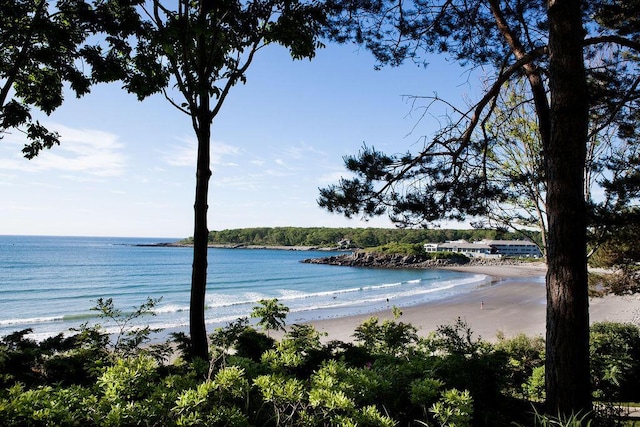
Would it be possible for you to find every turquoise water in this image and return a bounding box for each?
[0,235,489,340]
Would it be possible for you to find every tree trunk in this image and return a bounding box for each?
[545,0,591,415]
[189,116,211,361]
[188,3,214,362]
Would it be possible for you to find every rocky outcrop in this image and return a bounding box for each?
[301,251,470,268]
[302,251,539,269]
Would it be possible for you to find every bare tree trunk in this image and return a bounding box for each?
[189,111,211,361]
[188,3,214,362]
[545,0,591,415]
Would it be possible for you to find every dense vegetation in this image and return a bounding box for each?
[198,227,534,249]
[1,298,639,426]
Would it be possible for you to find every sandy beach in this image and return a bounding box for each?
[306,263,640,343]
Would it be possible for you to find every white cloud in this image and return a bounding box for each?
[28,180,64,190]
[161,136,242,167]
[0,171,17,184]
[211,174,262,190]
[161,136,196,167]
[282,142,325,160]
[0,124,126,177]
[317,171,350,185]
[264,168,294,177]
[261,143,326,171]
[213,141,242,165]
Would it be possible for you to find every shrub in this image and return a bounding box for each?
[590,321,640,401]
[261,326,331,377]
[97,355,159,402]
[311,360,388,408]
[524,366,546,402]
[235,329,276,362]
[429,388,474,427]
[425,318,508,420]
[209,317,275,364]
[9,301,640,427]
[0,329,48,387]
[172,367,250,426]
[410,377,445,419]
[431,252,471,262]
[0,327,111,388]
[250,298,289,336]
[91,297,171,362]
[590,269,640,296]
[494,332,545,398]
[0,384,98,426]
[366,242,427,256]
[253,373,306,425]
[353,315,419,357]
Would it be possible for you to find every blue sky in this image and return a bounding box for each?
[1,43,477,238]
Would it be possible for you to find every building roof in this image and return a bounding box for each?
[481,239,537,246]
[438,241,492,250]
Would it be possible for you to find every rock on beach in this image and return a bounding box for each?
[301,251,530,269]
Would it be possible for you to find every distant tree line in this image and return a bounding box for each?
[203,227,534,248]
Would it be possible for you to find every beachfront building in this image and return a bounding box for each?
[480,239,543,258]
[423,240,494,258]
[424,239,543,258]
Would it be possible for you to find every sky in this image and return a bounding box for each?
[0,42,480,238]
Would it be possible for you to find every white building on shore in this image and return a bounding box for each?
[480,239,542,258]
[424,239,542,258]
[424,240,493,257]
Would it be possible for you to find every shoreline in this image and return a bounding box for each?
[303,263,640,343]
[149,263,639,348]
[304,264,547,343]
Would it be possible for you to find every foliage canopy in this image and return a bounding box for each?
[0,0,135,157]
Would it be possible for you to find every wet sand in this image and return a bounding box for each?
[305,263,640,343]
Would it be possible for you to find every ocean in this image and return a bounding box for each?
[0,235,489,341]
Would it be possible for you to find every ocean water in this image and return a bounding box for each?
[0,235,489,341]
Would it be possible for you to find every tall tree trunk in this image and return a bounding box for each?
[190,114,211,361]
[188,3,213,362]
[545,0,591,415]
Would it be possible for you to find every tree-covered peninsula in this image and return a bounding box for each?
[185,227,534,249]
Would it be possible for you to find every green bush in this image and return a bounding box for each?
[172,367,250,426]
[253,373,306,425]
[0,327,111,388]
[410,377,445,419]
[97,355,159,402]
[431,252,471,262]
[91,297,171,362]
[424,318,509,421]
[494,332,545,398]
[429,388,474,427]
[590,321,640,401]
[0,384,98,426]
[524,366,546,402]
[353,315,419,357]
[365,242,427,256]
[0,329,47,387]
[6,301,640,427]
